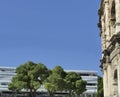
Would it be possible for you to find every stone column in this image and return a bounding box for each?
[115,0,120,34]
[103,68,108,97]
[101,16,106,50]
[108,64,112,97]
[117,66,120,97]
[107,63,111,97]
[117,44,120,97]
[104,0,110,47]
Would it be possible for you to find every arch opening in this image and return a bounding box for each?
[110,1,116,36]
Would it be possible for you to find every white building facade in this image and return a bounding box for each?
[0,67,16,91]
[0,67,97,97]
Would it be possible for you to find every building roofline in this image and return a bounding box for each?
[0,67,98,74]
[0,66,16,69]
[65,70,98,74]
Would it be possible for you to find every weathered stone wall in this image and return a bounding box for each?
[98,0,120,97]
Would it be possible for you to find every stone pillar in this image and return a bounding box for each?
[107,63,111,97]
[117,44,120,97]
[118,65,120,97]
[104,0,110,47]
[115,0,120,34]
[101,16,106,50]
[103,68,108,97]
[108,64,112,97]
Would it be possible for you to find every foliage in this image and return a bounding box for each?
[8,76,25,92]
[9,61,48,97]
[52,66,67,78]
[65,72,87,97]
[44,66,66,97]
[75,80,87,95]
[9,62,86,97]
[97,76,104,97]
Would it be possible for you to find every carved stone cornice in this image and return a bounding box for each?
[100,32,120,69]
[100,57,106,69]
[103,64,107,70]
[100,44,112,69]
[110,34,120,43]
[100,53,110,69]
[106,32,120,53]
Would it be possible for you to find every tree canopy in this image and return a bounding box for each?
[9,62,86,97]
[9,61,48,97]
[44,66,66,97]
[65,72,87,97]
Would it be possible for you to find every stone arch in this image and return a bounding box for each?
[113,69,118,96]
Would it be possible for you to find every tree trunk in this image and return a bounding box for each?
[49,91,54,97]
[13,90,17,97]
[69,90,72,97]
[26,89,29,97]
[30,88,33,97]
[33,89,36,97]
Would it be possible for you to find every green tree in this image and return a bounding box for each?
[44,66,66,97]
[97,76,104,97]
[9,61,48,97]
[75,80,87,95]
[65,72,86,97]
[8,76,25,97]
[52,66,66,78]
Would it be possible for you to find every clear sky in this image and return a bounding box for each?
[0,0,102,75]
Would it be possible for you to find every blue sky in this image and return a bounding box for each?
[0,0,102,75]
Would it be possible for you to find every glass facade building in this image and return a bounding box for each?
[0,67,97,97]
[0,67,16,91]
